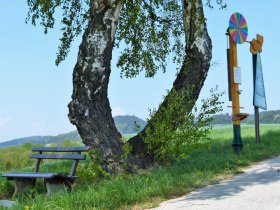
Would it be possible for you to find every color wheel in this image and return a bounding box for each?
[229,12,248,44]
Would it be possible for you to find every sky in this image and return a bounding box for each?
[0,1,279,142]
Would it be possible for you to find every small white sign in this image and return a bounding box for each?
[234,67,241,84]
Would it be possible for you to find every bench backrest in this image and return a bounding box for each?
[31,146,89,177]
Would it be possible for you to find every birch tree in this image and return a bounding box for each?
[26,0,226,173]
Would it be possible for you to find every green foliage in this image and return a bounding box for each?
[116,0,184,78]
[114,115,147,134]
[144,87,224,161]
[123,141,133,159]
[46,143,57,147]
[0,178,14,199]
[5,125,280,209]
[24,0,228,77]
[76,149,109,184]
[205,0,227,10]
[121,134,137,142]
[212,110,280,125]
[26,0,90,65]
[0,144,38,172]
[53,131,82,145]
[25,0,185,78]
[133,120,141,133]
[63,139,83,147]
[0,143,39,198]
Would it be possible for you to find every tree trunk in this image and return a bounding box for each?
[127,0,212,169]
[68,0,124,173]
[68,0,212,173]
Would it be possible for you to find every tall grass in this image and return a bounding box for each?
[1,124,280,210]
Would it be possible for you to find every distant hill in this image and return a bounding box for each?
[114,115,147,134]
[0,115,147,148]
[212,110,280,124]
[0,131,82,148]
[2,110,278,148]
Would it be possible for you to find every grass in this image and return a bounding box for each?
[122,133,137,141]
[1,124,280,210]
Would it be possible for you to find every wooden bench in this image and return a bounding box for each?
[2,146,89,197]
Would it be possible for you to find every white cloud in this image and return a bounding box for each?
[0,116,12,127]
[112,107,126,117]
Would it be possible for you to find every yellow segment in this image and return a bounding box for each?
[229,35,241,126]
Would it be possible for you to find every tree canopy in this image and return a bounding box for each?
[26,0,225,76]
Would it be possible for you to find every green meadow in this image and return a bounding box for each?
[1,124,280,210]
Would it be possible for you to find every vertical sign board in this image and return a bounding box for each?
[253,52,267,110]
[234,67,242,84]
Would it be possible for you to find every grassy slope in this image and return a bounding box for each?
[1,124,280,210]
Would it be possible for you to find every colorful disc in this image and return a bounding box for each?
[229,12,248,44]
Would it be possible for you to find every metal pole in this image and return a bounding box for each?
[252,53,260,143]
[254,106,260,143]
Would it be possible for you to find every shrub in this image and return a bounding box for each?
[145,87,224,161]
[76,149,109,185]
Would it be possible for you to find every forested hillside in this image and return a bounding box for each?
[212,110,280,124]
[113,115,147,134]
[0,115,146,147]
[0,131,82,148]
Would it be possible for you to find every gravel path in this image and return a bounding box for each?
[151,155,280,210]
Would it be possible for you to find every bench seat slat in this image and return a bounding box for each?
[2,172,77,180]
[2,172,58,179]
[29,153,86,160]
[32,146,89,152]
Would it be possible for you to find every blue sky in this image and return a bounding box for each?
[0,1,279,142]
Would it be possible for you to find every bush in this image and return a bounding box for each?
[145,87,224,161]
[0,178,14,198]
[0,144,37,172]
[76,149,109,185]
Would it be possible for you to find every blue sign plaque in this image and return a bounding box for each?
[253,52,267,110]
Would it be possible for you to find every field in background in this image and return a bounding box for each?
[0,124,280,209]
[210,123,280,141]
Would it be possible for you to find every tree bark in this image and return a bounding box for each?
[127,0,212,169]
[68,0,124,173]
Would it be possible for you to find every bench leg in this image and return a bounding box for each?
[45,177,73,196]
[13,178,36,198]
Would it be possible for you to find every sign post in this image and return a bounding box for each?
[251,35,266,143]
[228,12,249,153]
